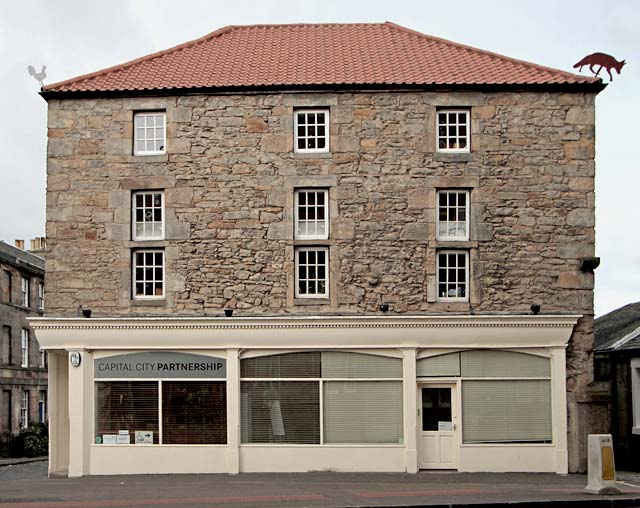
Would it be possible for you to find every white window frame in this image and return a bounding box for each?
[132,191,165,241]
[436,250,470,302]
[39,348,47,369]
[632,359,640,435]
[37,282,44,311]
[294,189,329,240]
[437,190,470,241]
[294,109,330,154]
[295,246,329,299]
[20,390,29,429]
[132,249,165,300]
[38,390,47,424]
[21,329,29,368]
[436,109,470,153]
[133,112,166,156]
[21,276,29,307]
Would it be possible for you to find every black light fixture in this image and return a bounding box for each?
[580,257,601,273]
[82,309,92,318]
[530,304,541,315]
[379,303,389,313]
[224,308,234,317]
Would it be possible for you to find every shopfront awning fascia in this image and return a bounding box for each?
[29,314,581,351]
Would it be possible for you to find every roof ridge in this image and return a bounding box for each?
[44,24,236,92]
[384,21,599,83]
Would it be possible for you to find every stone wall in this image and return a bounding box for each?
[45,89,598,469]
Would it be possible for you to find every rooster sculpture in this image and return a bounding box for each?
[27,65,47,87]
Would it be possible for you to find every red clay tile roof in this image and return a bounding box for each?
[44,22,599,94]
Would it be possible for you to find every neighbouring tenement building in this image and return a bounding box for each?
[0,240,48,443]
[31,22,605,477]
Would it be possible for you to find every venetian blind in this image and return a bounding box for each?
[241,352,321,378]
[416,353,461,377]
[95,381,159,444]
[460,350,550,377]
[323,381,403,444]
[462,380,552,443]
[321,352,402,378]
[162,381,226,444]
[241,381,319,444]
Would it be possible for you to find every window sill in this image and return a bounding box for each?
[460,443,553,447]
[129,154,168,163]
[633,427,640,435]
[435,152,473,163]
[294,298,331,306]
[293,152,332,159]
[434,240,478,249]
[126,240,168,248]
[131,299,166,307]
[293,239,332,246]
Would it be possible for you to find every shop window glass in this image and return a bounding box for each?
[241,381,319,444]
[417,353,461,377]
[162,381,226,444]
[320,352,401,378]
[460,350,550,377]
[323,381,402,443]
[462,380,551,443]
[241,352,403,445]
[241,352,321,378]
[96,382,159,444]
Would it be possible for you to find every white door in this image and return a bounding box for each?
[417,384,458,469]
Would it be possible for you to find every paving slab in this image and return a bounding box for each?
[1,463,640,508]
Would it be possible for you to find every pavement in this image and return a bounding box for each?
[0,460,640,508]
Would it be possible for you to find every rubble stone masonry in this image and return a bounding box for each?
[45,90,598,470]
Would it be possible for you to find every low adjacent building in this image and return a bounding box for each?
[0,240,47,444]
[594,302,640,471]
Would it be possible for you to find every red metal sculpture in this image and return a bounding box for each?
[573,53,626,81]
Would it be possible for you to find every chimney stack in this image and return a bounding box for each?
[14,239,24,250]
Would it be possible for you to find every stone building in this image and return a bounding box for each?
[32,22,605,477]
[0,240,47,442]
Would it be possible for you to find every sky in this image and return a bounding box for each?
[0,0,637,317]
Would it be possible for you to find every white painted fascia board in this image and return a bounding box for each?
[28,314,581,351]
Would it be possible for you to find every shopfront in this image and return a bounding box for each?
[30,314,578,477]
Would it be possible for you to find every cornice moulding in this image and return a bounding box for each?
[28,315,582,351]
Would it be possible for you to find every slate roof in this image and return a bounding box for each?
[594,302,640,352]
[0,241,45,275]
[43,22,600,95]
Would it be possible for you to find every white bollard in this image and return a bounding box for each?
[585,434,620,495]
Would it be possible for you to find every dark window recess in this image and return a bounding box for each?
[2,390,11,433]
[1,326,11,365]
[162,381,226,444]
[2,270,12,303]
[422,387,452,431]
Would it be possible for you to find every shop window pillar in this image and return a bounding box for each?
[226,349,240,474]
[402,348,418,473]
[67,350,92,478]
[551,347,568,474]
[48,351,70,477]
